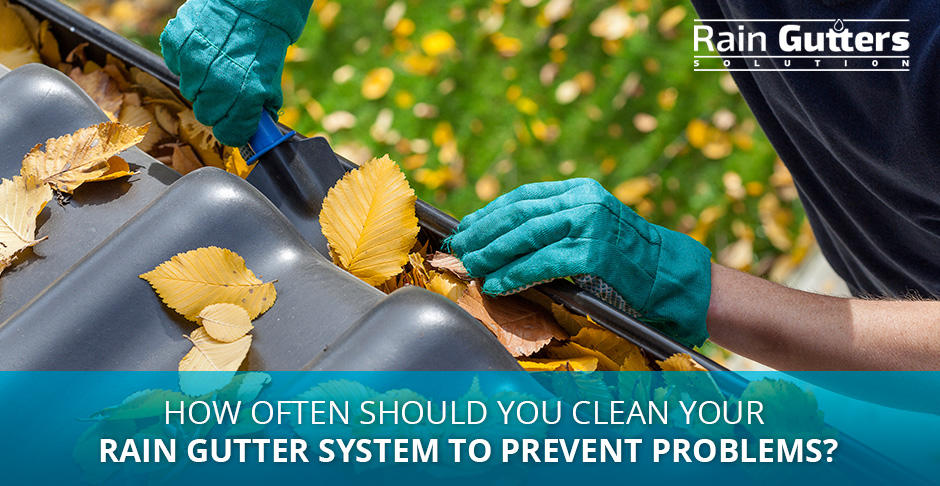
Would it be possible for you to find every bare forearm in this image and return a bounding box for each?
[706,264,940,370]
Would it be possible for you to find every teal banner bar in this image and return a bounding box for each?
[0,371,935,484]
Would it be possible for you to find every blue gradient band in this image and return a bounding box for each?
[0,371,934,485]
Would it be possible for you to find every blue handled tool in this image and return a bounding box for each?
[243,110,296,165]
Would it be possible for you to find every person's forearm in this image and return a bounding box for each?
[706,264,940,370]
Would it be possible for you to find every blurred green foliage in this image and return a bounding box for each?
[283,0,808,278]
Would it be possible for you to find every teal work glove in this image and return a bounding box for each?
[160,0,313,147]
[445,178,713,348]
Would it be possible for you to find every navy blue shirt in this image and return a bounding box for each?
[689,0,940,298]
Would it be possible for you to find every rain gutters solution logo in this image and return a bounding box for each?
[693,19,910,72]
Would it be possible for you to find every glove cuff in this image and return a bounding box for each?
[642,226,712,348]
[222,0,314,43]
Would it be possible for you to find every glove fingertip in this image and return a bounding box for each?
[480,278,511,297]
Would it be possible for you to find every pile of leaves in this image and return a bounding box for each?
[0,121,145,274]
[319,153,706,373]
[0,0,249,178]
[140,246,277,395]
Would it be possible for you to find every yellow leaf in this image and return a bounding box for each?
[139,246,276,321]
[491,33,522,57]
[571,327,649,371]
[421,30,455,56]
[406,251,429,287]
[432,121,454,147]
[319,155,419,286]
[621,349,652,372]
[543,342,619,371]
[362,67,394,100]
[550,303,600,335]
[613,177,654,206]
[657,6,687,35]
[425,271,466,302]
[457,281,567,357]
[178,327,251,396]
[197,303,254,343]
[657,353,708,371]
[223,148,253,179]
[88,156,138,183]
[21,122,148,193]
[0,2,40,69]
[0,175,52,274]
[518,357,599,372]
[37,20,60,66]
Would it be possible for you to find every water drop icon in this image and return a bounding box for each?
[833,19,845,32]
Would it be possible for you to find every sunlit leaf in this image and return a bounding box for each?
[518,356,598,372]
[197,303,254,343]
[0,175,52,274]
[320,155,419,285]
[178,327,251,396]
[140,246,276,321]
[425,270,466,302]
[21,121,148,193]
[361,67,394,100]
[543,342,618,371]
[0,2,40,69]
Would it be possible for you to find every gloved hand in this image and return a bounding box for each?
[446,178,713,348]
[160,0,313,147]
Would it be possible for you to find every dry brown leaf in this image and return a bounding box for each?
[0,175,52,274]
[69,67,123,119]
[518,357,599,372]
[170,144,203,175]
[139,246,276,321]
[657,353,708,371]
[179,327,251,396]
[197,303,254,343]
[550,303,602,335]
[102,56,130,90]
[21,121,148,193]
[153,104,181,136]
[427,251,470,280]
[543,342,619,371]
[130,67,186,109]
[425,270,466,302]
[457,281,567,357]
[571,327,649,370]
[64,42,88,65]
[320,155,420,286]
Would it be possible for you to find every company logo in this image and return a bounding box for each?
[693,19,910,72]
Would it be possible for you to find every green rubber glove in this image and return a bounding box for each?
[445,178,713,348]
[160,0,313,147]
